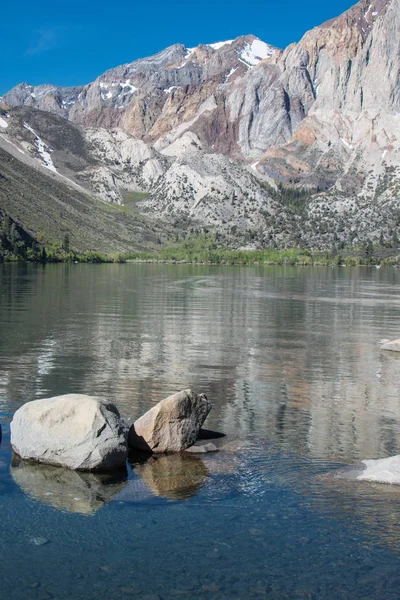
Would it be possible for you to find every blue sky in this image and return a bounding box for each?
[0,0,355,95]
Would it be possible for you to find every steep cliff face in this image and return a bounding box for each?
[1,37,279,155]
[250,0,400,207]
[2,0,400,250]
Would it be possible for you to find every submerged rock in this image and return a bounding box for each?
[10,394,128,471]
[185,443,218,454]
[128,389,211,453]
[29,537,50,546]
[380,339,400,352]
[11,456,128,514]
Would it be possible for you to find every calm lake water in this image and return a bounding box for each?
[2,263,400,599]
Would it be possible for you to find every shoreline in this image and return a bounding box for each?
[1,258,398,268]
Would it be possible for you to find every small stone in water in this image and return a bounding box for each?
[202,583,221,592]
[170,582,198,594]
[185,443,218,454]
[37,592,53,600]
[119,586,142,595]
[30,537,50,546]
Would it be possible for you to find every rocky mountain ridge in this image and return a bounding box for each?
[1,0,400,252]
[1,36,278,149]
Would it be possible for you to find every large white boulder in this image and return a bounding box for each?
[128,389,211,453]
[10,394,128,471]
[380,338,400,352]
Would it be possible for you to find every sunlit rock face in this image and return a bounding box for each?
[10,457,128,514]
[128,389,212,453]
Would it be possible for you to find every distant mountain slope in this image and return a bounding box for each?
[0,106,280,230]
[2,0,400,251]
[0,135,172,253]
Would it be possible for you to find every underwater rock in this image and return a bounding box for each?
[10,394,128,471]
[29,537,50,546]
[185,443,218,454]
[11,456,128,514]
[128,389,211,453]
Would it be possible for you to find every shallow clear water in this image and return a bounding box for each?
[2,263,400,599]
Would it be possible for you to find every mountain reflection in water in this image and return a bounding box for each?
[2,264,400,465]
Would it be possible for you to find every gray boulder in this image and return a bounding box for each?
[128,389,211,453]
[10,394,128,471]
[381,339,400,352]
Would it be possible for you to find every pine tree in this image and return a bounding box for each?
[10,223,19,255]
[363,239,374,262]
[62,233,70,253]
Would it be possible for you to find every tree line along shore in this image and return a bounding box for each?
[1,224,400,267]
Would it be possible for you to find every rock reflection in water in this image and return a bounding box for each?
[10,457,128,515]
[130,453,209,501]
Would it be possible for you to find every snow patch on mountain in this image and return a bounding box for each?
[226,67,238,82]
[208,40,234,50]
[164,86,180,94]
[239,39,276,67]
[119,80,137,93]
[177,47,197,68]
[23,123,57,172]
[185,47,196,59]
[0,116,8,128]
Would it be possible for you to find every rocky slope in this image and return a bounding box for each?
[2,0,400,251]
[0,113,173,253]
